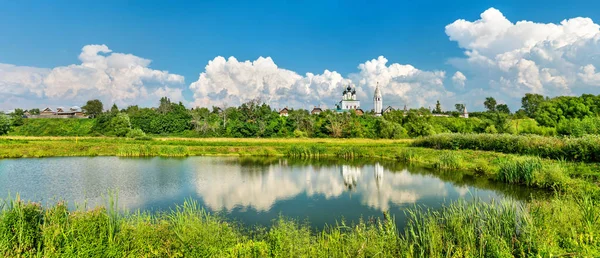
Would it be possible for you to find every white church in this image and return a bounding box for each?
[334,83,383,116]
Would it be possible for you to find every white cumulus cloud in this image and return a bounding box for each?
[0,44,185,109]
[189,55,449,110]
[452,71,467,88]
[446,7,600,108]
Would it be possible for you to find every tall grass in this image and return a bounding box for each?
[432,152,462,170]
[496,157,541,186]
[117,145,189,157]
[285,145,326,158]
[0,196,598,257]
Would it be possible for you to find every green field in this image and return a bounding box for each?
[0,136,599,256]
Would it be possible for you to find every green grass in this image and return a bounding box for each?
[9,119,95,137]
[0,195,598,257]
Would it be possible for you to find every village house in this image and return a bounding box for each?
[278,107,289,117]
[310,107,322,115]
[32,107,87,118]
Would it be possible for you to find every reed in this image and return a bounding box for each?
[432,152,462,170]
[0,196,597,257]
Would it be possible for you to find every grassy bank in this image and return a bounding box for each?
[0,195,598,257]
[8,119,95,137]
[413,133,600,162]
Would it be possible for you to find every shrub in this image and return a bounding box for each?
[110,113,131,137]
[126,128,146,138]
[0,115,10,135]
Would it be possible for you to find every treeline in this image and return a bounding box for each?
[4,93,600,138]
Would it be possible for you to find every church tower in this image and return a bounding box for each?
[373,82,383,116]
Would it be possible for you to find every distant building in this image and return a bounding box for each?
[461,106,469,118]
[335,85,360,113]
[40,107,55,116]
[310,107,322,115]
[31,106,87,119]
[355,109,364,116]
[383,106,394,113]
[279,107,289,117]
[373,82,383,116]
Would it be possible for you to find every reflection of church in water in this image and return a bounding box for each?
[340,163,384,190]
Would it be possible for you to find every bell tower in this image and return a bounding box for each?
[373,82,383,116]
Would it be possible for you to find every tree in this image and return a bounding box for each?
[110,104,119,113]
[29,108,40,115]
[521,93,545,117]
[496,104,510,114]
[82,99,103,118]
[10,109,24,126]
[110,113,131,137]
[0,115,10,135]
[455,104,465,113]
[484,97,497,112]
[158,97,172,114]
[434,100,442,114]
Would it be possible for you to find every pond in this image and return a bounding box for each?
[0,156,543,229]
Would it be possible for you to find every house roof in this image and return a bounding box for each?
[279,107,289,113]
[311,107,322,112]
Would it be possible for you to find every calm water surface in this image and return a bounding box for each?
[0,157,541,228]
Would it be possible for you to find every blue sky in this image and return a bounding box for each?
[1,0,600,111]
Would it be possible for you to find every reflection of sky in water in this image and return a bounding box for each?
[0,157,535,228]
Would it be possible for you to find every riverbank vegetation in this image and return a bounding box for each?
[413,133,600,162]
[0,193,598,257]
[3,93,600,139]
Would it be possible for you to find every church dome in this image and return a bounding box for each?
[346,85,352,91]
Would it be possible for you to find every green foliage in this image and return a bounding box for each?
[433,152,462,170]
[533,94,599,127]
[496,157,542,186]
[484,97,497,112]
[414,133,600,162]
[110,104,119,113]
[521,93,545,117]
[455,103,465,113]
[433,100,442,114]
[496,104,510,114]
[110,113,131,137]
[28,108,40,115]
[82,99,103,118]
[126,128,146,138]
[556,116,600,137]
[0,115,10,135]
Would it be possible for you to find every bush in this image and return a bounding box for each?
[126,128,146,138]
[110,113,131,137]
[0,115,10,135]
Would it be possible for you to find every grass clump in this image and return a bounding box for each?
[432,152,462,170]
[496,157,542,186]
